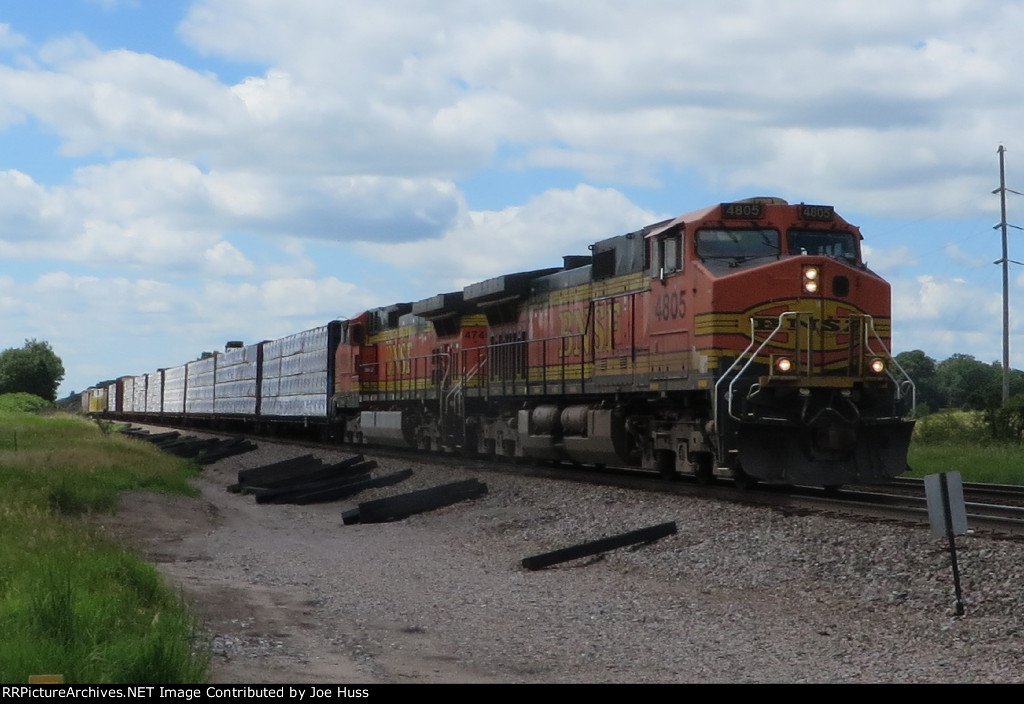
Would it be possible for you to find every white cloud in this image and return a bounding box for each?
[167,0,1024,207]
[0,23,28,51]
[0,169,66,241]
[203,240,255,276]
[896,274,999,323]
[944,242,992,270]
[862,244,919,274]
[891,273,1007,360]
[4,1,1024,395]
[0,156,463,275]
[0,269,382,393]
[355,184,662,290]
[2,0,1019,257]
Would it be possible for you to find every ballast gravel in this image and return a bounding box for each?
[103,431,1024,684]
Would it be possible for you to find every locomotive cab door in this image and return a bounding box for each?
[647,230,690,387]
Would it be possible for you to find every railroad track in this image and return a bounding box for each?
[507,465,1024,539]
[123,421,1024,539]
[838,476,1024,538]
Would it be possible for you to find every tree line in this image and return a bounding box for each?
[894,350,1024,413]
[895,349,1024,442]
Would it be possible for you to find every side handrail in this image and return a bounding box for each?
[445,352,488,406]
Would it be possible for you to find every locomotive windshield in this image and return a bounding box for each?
[695,228,780,261]
[787,229,858,263]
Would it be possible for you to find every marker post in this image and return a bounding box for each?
[924,471,968,616]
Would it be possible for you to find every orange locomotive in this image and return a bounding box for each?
[333,197,915,487]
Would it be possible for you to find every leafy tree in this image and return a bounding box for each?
[0,339,65,402]
[985,360,1024,402]
[895,349,937,379]
[1010,366,1024,398]
[987,393,1024,442]
[894,349,942,413]
[934,353,1001,411]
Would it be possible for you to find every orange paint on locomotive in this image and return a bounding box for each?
[340,314,489,394]
[333,312,370,398]
[658,203,894,374]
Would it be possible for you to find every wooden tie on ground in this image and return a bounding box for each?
[195,436,258,464]
[342,478,488,524]
[521,521,678,570]
[122,426,256,464]
[256,468,414,505]
[247,457,375,504]
[229,452,416,506]
[230,453,330,492]
[234,453,367,493]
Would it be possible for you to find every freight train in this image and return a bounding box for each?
[83,197,916,488]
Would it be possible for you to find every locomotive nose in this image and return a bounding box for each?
[735,418,914,485]
[815,424,857,454]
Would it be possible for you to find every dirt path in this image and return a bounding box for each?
[99,442,498,683]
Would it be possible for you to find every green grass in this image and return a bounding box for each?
[0,413,198,512]
[0,399,209,683]
[907,442,1024,484]
[907,409,1024,485]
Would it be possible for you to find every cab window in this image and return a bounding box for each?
[788,229,858,263]
[655,233,683,277]
[696,228,780,261]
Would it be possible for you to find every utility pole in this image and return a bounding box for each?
[994,145,1023,405]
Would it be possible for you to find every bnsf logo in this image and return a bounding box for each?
[752,316,862,333]
[734,299,890,352]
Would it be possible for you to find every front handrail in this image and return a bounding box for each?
[715,311,804,423]
[714,311,916,424]
[862,316,917,413]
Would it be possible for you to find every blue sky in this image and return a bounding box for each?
[0,0,1021,398]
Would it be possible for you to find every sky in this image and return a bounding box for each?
[1,0,1023,399]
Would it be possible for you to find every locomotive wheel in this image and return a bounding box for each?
[694,455,714,485]
[655,450,676,480]
[732,462,758,491]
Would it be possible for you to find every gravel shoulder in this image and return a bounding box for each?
[97,432,1024,684]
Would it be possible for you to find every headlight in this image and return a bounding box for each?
[803,266,820,294]
[869,358,885,374]
[776,357,793,373]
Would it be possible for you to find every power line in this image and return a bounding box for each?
[992,144,1024,405]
